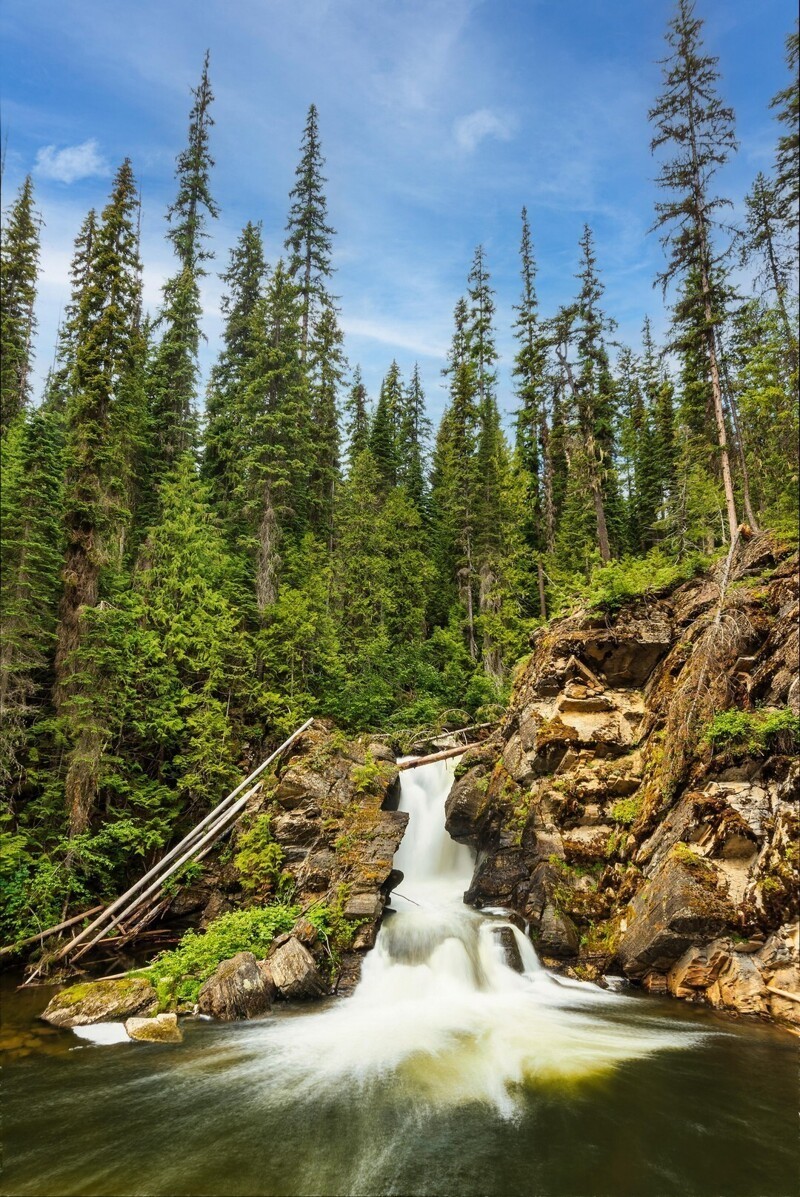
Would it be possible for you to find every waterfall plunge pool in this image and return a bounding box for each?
[2,759,798,1197]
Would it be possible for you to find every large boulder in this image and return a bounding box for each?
[537,902,580,958]
[617,848,735,979]
[263,936,327,999]
[125,1012,183,1043]
[197,951,274,1020]
[41,976,157,1028]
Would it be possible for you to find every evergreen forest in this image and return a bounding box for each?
[1,2,797,944]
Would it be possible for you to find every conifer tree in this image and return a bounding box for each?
[650,0,739,542]
[344,366,370,466]
[641,316,677,536]
[430,298,480,657]
[306,298,345,541]
[203,222,268,530]
[0,176,41,433]
[150,51,218,465]
[54,159,146,835]
[743,172,797,369]
[513,208,549,556]
[0,407,65,785]
[770,25,799,231]
[285,103,335,354]
[235,260,310,613]
[370,360,404,491]
[42,210,98,416]
[398,363,431,513]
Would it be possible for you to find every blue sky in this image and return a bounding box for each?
[1,0,794,425]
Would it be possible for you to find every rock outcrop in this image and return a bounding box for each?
[166,724,407,994]
[197,951,275,1020]
[262,936,327,999]
[41,976,158,1027]
[445,534,799,1028]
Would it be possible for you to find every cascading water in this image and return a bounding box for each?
[223,756,705,1117]
[8,758,799,1197]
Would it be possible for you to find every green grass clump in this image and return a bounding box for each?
[704,707,800,758]
[582,550,706,613]
[146,903,298,1009]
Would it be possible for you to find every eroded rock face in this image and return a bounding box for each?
[41,976,158,1028]
[446,535,798,1026]
[125,1012,183,1043]
[197,952,274,1020]
[263,937,327,999]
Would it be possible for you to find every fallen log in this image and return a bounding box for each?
[0,905,104,958]
[767,984,800,1005]
[24,718,314,981]
[398,744,473,770]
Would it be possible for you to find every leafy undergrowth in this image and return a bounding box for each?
[146,904,299,1009]
[705,707,800,758]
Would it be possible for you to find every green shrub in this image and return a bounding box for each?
[233,814,286,893]
[705,707,800,758]
[350,750,387,794]
[146,903,298,1009]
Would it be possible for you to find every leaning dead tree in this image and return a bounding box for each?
[22,718,314,982]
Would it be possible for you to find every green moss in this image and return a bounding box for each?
[351,751,389,794]
[670,842,712,873]
[704,707,800,758]
[609,794,643,827]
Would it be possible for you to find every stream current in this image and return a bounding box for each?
[3,758,799,1196]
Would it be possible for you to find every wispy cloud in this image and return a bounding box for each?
[453,108,515,154]
[34,138,108,183]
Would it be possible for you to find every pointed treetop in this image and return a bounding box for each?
[167,49,219,272]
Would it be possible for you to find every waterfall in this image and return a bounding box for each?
[224,757,704,1117]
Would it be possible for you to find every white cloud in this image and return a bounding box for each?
[453,108,515,154]
[34,138,108,183]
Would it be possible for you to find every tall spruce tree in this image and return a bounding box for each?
[54,160,146,835]
[743,172,797,370]
[0,176,41,433]
[285,103,335,355]
[306,298,345,541]
[150,51,218,465]
[398,363,431,514]
[203,222,268,532]
[513,208,548,553]
[650,0,739,542]
[344,366,370,466]
[0,407,65,786]
[370,361,404,491]
[235,260,310,614]
[770,25,799,231]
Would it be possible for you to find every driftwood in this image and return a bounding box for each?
[24,718,314,981]
[767,984,800,1005]
[0,905,104,958]
[398,744,473,770]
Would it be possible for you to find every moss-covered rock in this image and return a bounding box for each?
[125,1012,183,1043]
[41,976,157,1028]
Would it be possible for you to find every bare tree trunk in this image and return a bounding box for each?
[702,297,738,543]
[537,560,547,621]
[716,333,759,533]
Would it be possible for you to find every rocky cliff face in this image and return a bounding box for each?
[167,723,405,993]
[445,533,799,1028]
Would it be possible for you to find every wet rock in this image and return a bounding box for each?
[766,967,800,1025]
[445,768,492,840]
[41,976,157,1028]
[618,851,735,979]
[537,902,580,958]
[197,952,274,1020]
[491,925,524,972]
[466,848,530,908]
[125,1013,182,1043]
[706,953,769,1016]
[264,937,327,999]
[562,824,614,864]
